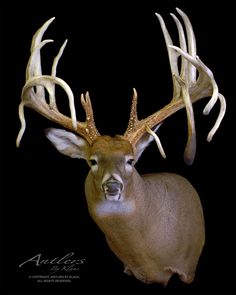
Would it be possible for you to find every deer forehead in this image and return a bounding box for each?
[90,135,134,159]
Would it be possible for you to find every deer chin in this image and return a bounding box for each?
[105,193,121,202]
[105,193,122,202]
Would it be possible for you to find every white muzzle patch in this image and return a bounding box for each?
[102,177,123,201]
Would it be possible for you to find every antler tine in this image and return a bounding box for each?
[124,8,226,165]
[16,18,100,147]
[175,8,197,83]
[154,12,179,97]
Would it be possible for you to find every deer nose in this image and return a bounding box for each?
[102,178,123,196]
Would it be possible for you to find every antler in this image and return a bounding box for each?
[124,8,226,164]
[16,17,100,147]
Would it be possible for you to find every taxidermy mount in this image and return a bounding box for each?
[16,8,226,285]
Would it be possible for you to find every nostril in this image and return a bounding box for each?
[102,181,123,195]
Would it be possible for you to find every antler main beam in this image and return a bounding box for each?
[16,17,100,147]
[124,8,226,164]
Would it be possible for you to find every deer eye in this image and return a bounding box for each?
[126,158,134,165]
[90,159,97,166]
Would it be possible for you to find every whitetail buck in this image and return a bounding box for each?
[16,8,226,285]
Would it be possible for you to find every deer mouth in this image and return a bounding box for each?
[102,179,123,201]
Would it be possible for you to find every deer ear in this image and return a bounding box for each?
[134,125,161,163]
[45,128,90,160]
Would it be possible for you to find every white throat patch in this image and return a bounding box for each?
[95,199,136,217]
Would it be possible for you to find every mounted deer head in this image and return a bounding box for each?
[16,8,226,286]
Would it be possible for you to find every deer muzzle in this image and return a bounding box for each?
[102,177,123,201]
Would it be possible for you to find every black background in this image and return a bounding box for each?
[0,0,235,294]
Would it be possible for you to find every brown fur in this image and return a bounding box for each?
[85,137,205,285]
[46,132,205,286]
